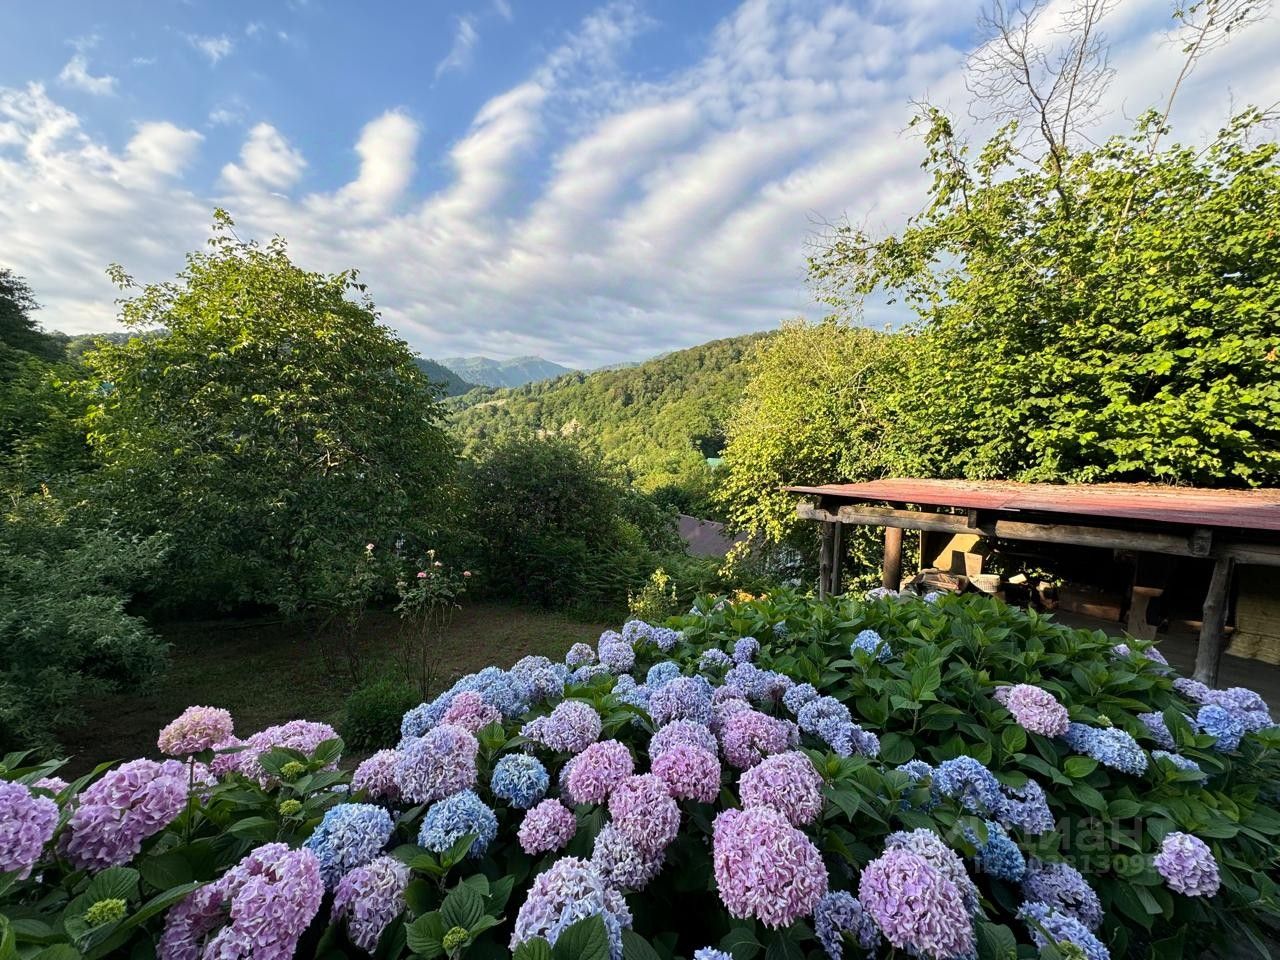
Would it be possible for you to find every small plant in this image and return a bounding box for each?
[341,677,419,751]
[308,543,384,686]
[393,551,470,698]
[627,567,679,622]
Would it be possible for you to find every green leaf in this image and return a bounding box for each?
[719,926,761,960]
[1063,756,1098,779]
[513,939,554,960]
[763,933,802,960]
[975,922,1017,960]
[550,915,610,960]
[1000,725,1026,755]
[405,912,447,960]
[621,930,663,960]
[140,850,195,891]
[86,867,140,904]
[441,883,486,931]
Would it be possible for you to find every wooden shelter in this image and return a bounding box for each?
[787,479,1280,686]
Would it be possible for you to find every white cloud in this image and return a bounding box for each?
[494,0,514,22]
[57,54,117,96]
[436,16,480,79]
[187,34,233,65]
[3,0,1279,366]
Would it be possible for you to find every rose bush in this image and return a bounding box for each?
[2,590,1279,959]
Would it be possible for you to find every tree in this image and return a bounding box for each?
[81,211,458,611]
[0,268,62,364]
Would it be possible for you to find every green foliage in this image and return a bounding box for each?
[452,334,771,518]
[79,211,457,612]
[341,676,420,751]
[414,356,477,397]
[627,567,680,623]
[808,108,1280,487]
[0,487,168,750]
[0,267,62,364]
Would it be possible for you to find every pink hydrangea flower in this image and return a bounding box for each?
[159,843,323,960]
[565,740,634,804]
[712,806,828,928]
[649,719,718,759]
[352,749,402,803]
[0,781,58,878]
[442,691,502,733]
[518,799,577,855]
[651,744,721,803]
[60,759,190,871]
[719,709,798,769]
[228,720,340,788]
[521,700,602,754]
[739,751,824,826]
[158,706,234,756]
[332,855,411,951]
[995,685,1070,737]
[395,724,478,804]
[608,773,680,857]
[859,848,975,960]
[1154,832,1221,897]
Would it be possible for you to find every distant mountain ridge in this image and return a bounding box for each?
[412,357,475,397]
[440,355,573,388]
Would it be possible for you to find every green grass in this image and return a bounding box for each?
[59,601,609,772]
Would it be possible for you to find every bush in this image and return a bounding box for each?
[340,676,419,751]
[3,592,1279,960]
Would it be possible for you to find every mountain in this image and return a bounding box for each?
[412,357,476,397]
[440,355,573,388]
[449,332,772,509]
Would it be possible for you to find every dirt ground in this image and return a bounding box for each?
[58,601,610,773]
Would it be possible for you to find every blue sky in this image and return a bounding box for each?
[2,0,1277,367]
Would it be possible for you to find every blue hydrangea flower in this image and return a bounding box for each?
[303,803,394,887]
[1021,860,1103,930]
[1137,711,1177,750]
[490,754,550,809]
[814,891,879,960]
[401,697,451,739]
[815,718,879,758]
[646,662,682,690]
[621,620,652,646]
[922,591,942,603]
[967,820,1026,882]
[1018,901,1109,960]
[782,682,819,714]
[1197,704,1245,751]
[698,649,732,673]
[894,760,938,810]
[598,633,635,673]
[1151,750,1207,782]
[1063,723,1147,775]
[999,780,1055,835]
[732,637,759,663]
[566,642,596,668]
[850,629,890,661]
[649,627,681,652]
[772,622,790,639]
[648,677,712,726]
[511,656,566,705]
[571,664,610,684]
[693,950,734,960]
[933,756,1002,813]
[797,696,851,734]
[418,790,498,858]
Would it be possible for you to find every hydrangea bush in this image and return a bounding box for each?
[3,590,1280,960]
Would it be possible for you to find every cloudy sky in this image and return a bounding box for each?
[1,0,1276,367]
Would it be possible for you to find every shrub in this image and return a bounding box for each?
[341,677,419,751]
[3,592,1279,959]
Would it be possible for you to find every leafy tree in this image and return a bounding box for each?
[0,267,62,364]
[80,211,457,611]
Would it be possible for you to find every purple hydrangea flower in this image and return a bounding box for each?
[720,709,798,770]
[651,744,721,803]
[522,701,602,754]
[885,829,980,915]
[739,751,824,826]
[566,642,596,668]
[158,706,234,756]
[229,720,340,788]
[646,661,683,690]
[933,756,1002,813]
[693,950,734,960]
[158,843,323,960]
[732,637,760,663]
[814,891,879,959]
[332,855,411,952]
[1018,901,1109,960]
[511,858,632,960]
[649,677,713,726]
[782,682,819,714]
[352,749,401,803]
[418,789,498,858]
[303,803,394,887]
[564,740,634,805]
[1137,711,1177,750]
[650,627,681,652]
[997,685,1070,737]
[591,822,665,890]
[621,620,651,645]
[699,649,732,673]
[1197,704,1245,752]
[518,800,577,855]
[598,632,635,673]
[1154,832,1220,897]
[999,780,1055,835]
[850,629,890,661]
[0,781,58,878]
[60,758,190,871]
[1173,677,1211,703]
[650,718,718,759]
[712,806,828,928]
[441,691,502,733]
[395,724,478,804]
[1021,859,1103,930]
[511,656,567,705]
[859,848,974,959]
[491,753,551,809]
[608,774,680,857]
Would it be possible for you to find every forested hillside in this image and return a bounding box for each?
[450,332,771,512]
[412,356,475,396]
[441,354,572,387]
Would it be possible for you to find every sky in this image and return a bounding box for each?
[1,0,1277,368]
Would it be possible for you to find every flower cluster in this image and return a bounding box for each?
[522,700,602,754]
[159,843,323,960]
[968,820,1026,881]
[1137,711,1177,750]
[442,691,502,733]
[491,753,551,809]
[591,822,665,890]
[564,740,634,804]
[698,648,732,673]
[999,780,1055,835]
[1154,832,1220,897]
[229,720,340,788]
[419,790,498,858]
[395,724,478,804]
[157,706,234,756]
[518,800,577,855]
[719,709,797,770]
[1018,901,1110,960]
[885,829,980,915]
[652,743,721,803]
[650,718,718,759]
[995,684,1070,737]
[60,758,190,871]
[814,891,879,960]
[858,847,974,959]
[608,774,680,857]
[732,637,759,663]
[511,655,568,705]
[352,749,402,802]
[0,781,58,878]
[849,629,890,661]
[1151,750,1206,781]
[646,661,682,690]
[1197,704,1245,752]
[303,802,394,887]
[510,858,632,960]
[1062,722,1147,775]
[566,642,596,668]
[739,751,824,826]
[598,631,636,673]
[713,806,828,928]
[1021,859,1103,930]
[332,855,411,952]
[932,755,1002,814]
[648,677,713,726]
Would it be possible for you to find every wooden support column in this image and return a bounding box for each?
[883,526,903,592]
[1193,556,1235,686]
[818,521,836,600]
[829,521,844,596]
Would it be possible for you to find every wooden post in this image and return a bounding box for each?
[818,521,835,600]
[883,526,903,591]
[1193,556,1234,685]
[829,521,844,596]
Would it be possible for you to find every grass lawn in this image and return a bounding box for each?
[59,600,610,773]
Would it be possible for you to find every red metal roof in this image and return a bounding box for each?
[785,479,1280,532]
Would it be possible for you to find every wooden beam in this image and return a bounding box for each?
[1220,543,1280,567]
[1193,556,1235,685]
[830,521,844,596]
[817,521,835,600]
[883,526,903,591]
